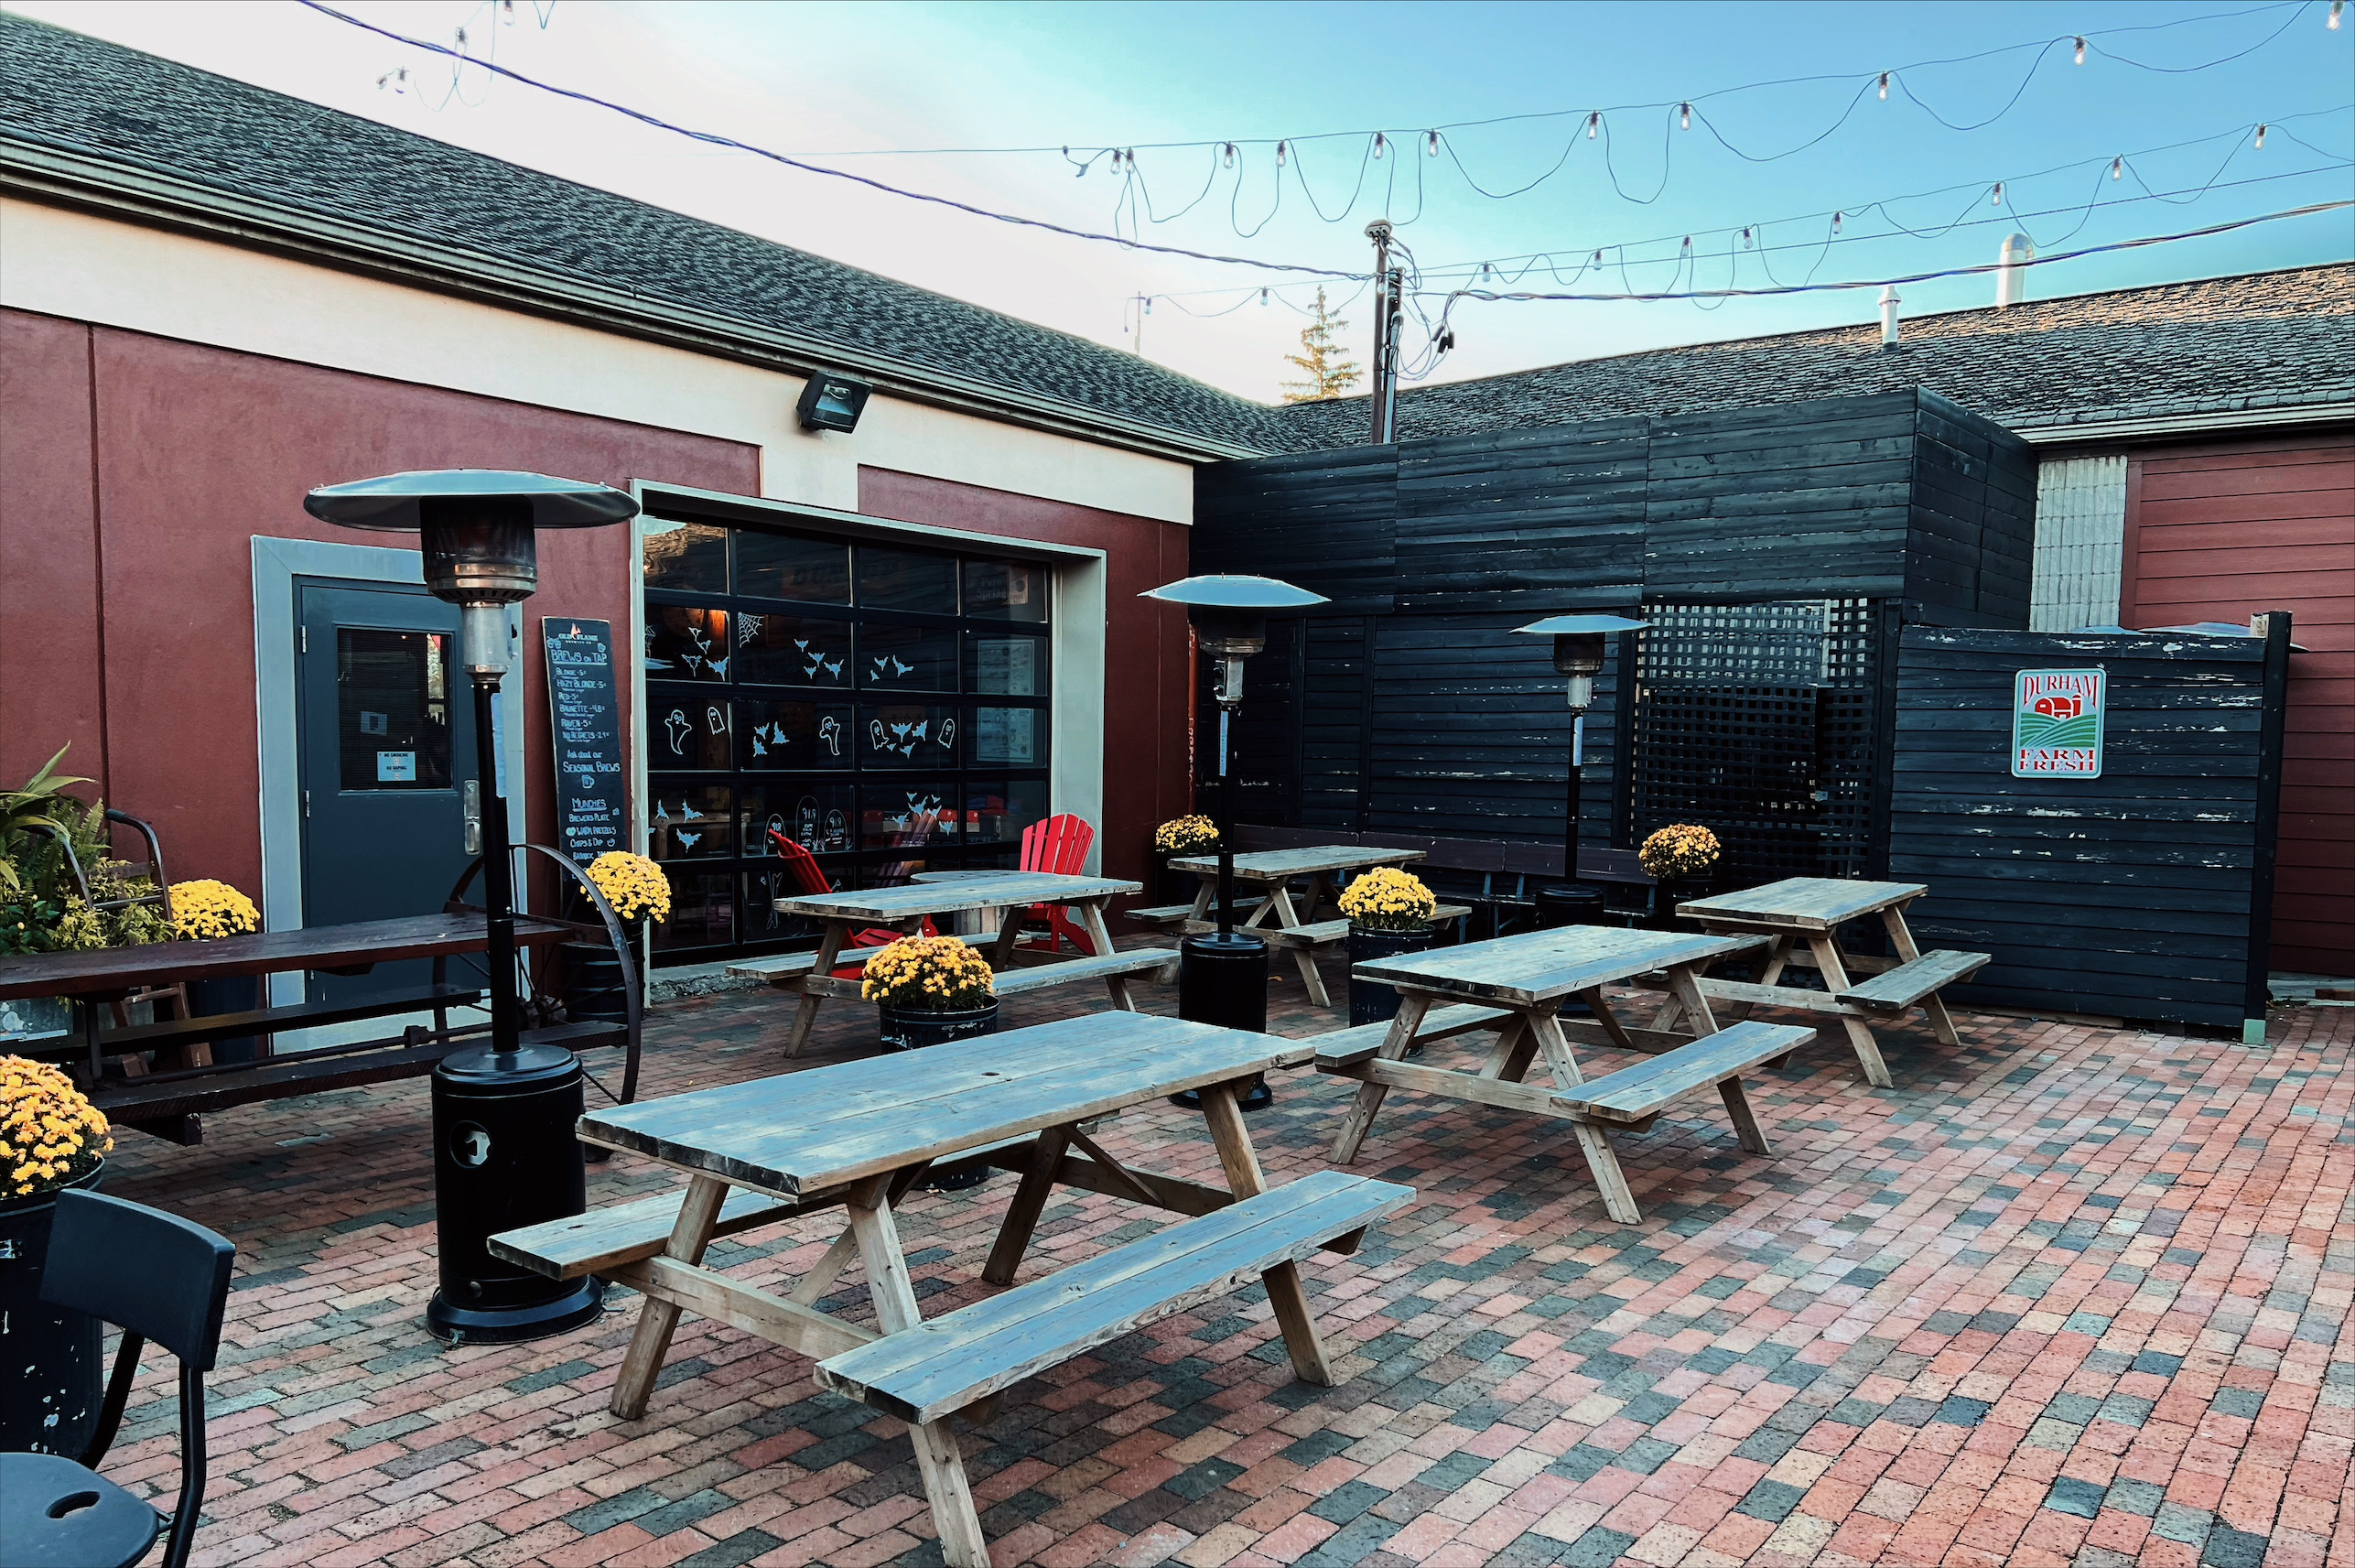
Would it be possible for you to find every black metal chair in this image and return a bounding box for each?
[0,1191,235,1568]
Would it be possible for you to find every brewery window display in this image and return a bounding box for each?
[641,514,1052,958]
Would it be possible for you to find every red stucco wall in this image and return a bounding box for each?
[0,308,760,899]
[856,466,1194,894]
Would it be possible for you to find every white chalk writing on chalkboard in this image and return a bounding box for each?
[543,619,628,859]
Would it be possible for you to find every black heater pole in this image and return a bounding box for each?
[1216,702,1237,938]
[472,673,519,1052]
[1561,712,1582,884]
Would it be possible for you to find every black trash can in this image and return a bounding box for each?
[1173,931,1271,1110]
[1534,883,1606,930]
[425,1042,602,1345]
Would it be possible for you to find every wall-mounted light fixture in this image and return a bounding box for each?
[796,371,873,433]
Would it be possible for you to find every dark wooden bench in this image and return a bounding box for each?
[811,1171,1412,1425]
[1836,949,1991,1012]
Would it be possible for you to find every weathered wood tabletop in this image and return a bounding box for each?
[1674,876,1964,1087]
[1327,925,1763,1221]
[560,1013,1359,1568]
[762,871,1146,1056]
[1165,844,1425,1008]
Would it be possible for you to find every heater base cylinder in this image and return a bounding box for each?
[1173,932,1272,1110]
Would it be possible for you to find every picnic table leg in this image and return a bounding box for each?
[1201,1081,1338,1387]
[1880,906,1962,1047]
[1075,903,1139,1011]
[1661,967,1721,1038]
[610,1174,728,1420]
[1477,1014,1532,1080]
[1571,1121,1644,1224]
[1331,992,1430,1163]
[846,1173,992,1568]
[1578,988,1639,1052]
[1264,880,1332,1008]
[982,1127,1075,1285]
[1528,1009,1585,1089]
[1805,936,1894,1087]
[783,923,848,1059]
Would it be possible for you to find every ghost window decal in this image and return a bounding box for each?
[664,710,690,754]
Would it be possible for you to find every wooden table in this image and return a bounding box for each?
[522,1012,1398,1567]
[1327,925,1768,1221]
[1675,878,1982,1087]
[1167,845,1427,1008]
[0,913,592,1138]
[762,872,1150,1056]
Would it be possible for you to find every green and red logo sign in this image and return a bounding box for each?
[2012,668,2105,778]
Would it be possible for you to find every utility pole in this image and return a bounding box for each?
[1365,221,1402,444]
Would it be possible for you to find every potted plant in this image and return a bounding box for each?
[1637,824,1723,922]
[1151,815,1218,905]
[1340,867,1442,1028]
[170,878,264,1062]
[0,1055,113,1455]
[567,851,669,1024]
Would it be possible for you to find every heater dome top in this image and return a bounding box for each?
[1512,614,1649,637]
[304,470,640,532]
[1140,575,1329,610]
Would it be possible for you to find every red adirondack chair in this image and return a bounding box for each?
[1015,814,1097,954]
[766,829,929,977]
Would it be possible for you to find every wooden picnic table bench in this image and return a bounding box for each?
[1674,878,1989,1087]
[489,1011,1410,1568]
[1320,925,1813,1224]
[743,871,1160,1055]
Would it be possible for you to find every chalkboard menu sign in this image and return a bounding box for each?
[543,618,627,860]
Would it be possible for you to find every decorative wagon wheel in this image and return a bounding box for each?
[437,844,643,1108]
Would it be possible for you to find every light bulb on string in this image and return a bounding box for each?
[1992,182,2004,205]
[1223,143,1236,168]
[1742,226,1754,247]
[1259,288,1269,306]
[1373,132,1387,159]
[1276,141,1288,168]
[2111,157,2123,179]
[1832,211,1843,232]
[2331,1,2343,29]
[2073,36,2086,64]
[1426,130,1439,157]
[1679,103,1691,130]
[1877,72,1889,101]
[1587,112,1599,139]
[2254,124,2267,148]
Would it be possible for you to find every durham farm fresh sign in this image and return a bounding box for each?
[2012,668,2105,778]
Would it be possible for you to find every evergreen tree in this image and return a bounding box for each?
[1280,287,1362,403]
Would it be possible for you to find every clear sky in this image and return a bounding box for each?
[8,0,2352,404]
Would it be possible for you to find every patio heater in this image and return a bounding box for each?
[1143,575,1327,1108]
[307,469,637,1344]
[1512,615,1648,928]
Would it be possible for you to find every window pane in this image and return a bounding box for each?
[734,611,851,689]
[862,782,954,881]
[963,778,1048,846]
[643,604,730,682]
[859,623,958,693]
[648,695,732,770]
[648,782,731,860]
[738,699,853,772]
[745,780,857,856]
[859,703,959,769]
[969,707,1044,766]
[963,559,1047,622]
[856,545,956,612]
[968,633,1045,697]
[336,629,454,790]
[652,869,735,951]
[738,531,849,604]
[642,518,729,592]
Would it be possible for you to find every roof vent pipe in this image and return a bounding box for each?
[1879,285,1902,351]
[1996,232,2035,308]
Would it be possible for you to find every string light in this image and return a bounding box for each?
[1259,287,1269,305]
[2073,36,2087,63]
[1222,142,1235,168]
[1587,112,1599,139]
[375,65,409,93]
[2112,156,2123,179]
[1680,103,1691,129]
[1741,226,1754,247]
[1991,181,2004,204]
[1276,140,1288,167]
[1831,211,1843,232]
[2330,0,2342,27]
[1373,131,1387,159]
[2254,123,2267,148]
[1426,130,1440,157]
[1877,72,1890,101]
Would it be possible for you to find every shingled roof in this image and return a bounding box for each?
[1270,263,2355,452]
[0,13,1293,458]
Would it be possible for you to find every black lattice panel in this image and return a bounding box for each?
[1631,600,1880,883]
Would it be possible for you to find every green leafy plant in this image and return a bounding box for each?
[0,746,94,900]
[0,897,64,957]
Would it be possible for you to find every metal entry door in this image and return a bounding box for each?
[296,582,479,1006]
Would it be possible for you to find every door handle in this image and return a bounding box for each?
[463,780,481,855]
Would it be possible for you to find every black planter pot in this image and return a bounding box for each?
[878,1001,1001,1190]
[1151,848,1207,907]
[562,918,642,1025]
[1347,925,1439,1029]
[185,973,262,1065]
[0,1162,105,1455]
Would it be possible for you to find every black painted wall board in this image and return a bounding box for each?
[1193,444,1399,614]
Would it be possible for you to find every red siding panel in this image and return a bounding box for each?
[2123,431,2355,977]
[856,466,1192,900]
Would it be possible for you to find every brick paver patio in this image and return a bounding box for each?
[87,951,2353,1568]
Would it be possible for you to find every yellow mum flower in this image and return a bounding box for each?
[1340,868,1436,932]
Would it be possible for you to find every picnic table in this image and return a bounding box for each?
[1316,925,1813,1224]
[1673,878,1989,1087]
[735,871,1169,1056]
[1150,845,1458,1008]
[0,911,622,1141]
[488,1012,1410,1567]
